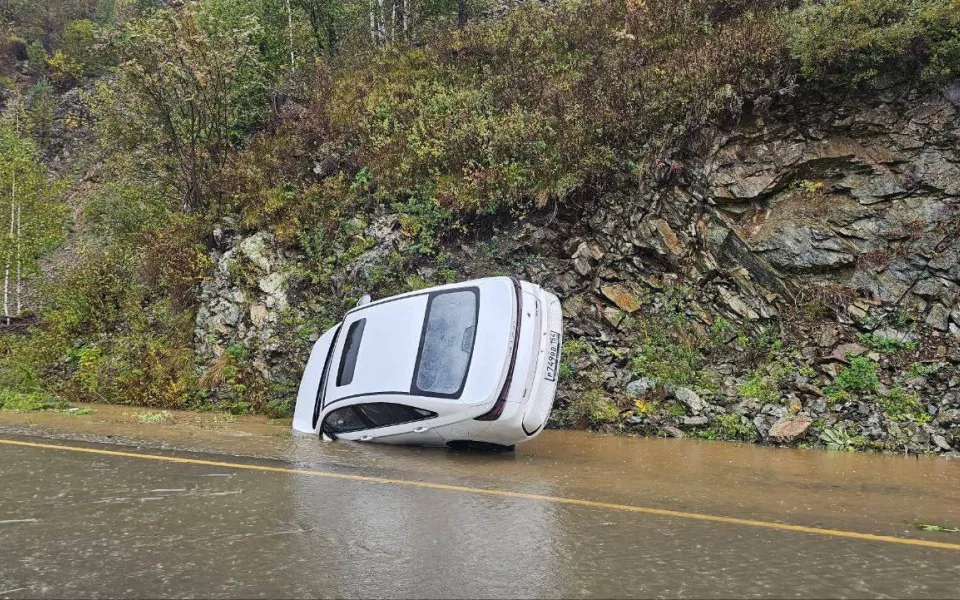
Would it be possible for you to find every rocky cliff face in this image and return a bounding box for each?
[196,84,960,455]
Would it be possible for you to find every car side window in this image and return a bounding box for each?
[356,403,435,428]
[336,318,366,387]
[322,407,367,434]
[322,403,436,435]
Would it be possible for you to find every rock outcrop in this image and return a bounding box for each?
[195,84,960,455]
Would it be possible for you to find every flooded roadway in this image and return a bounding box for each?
[1,406,959,598]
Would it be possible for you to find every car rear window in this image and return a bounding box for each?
[336,319,366,387]
[412,289,478,397]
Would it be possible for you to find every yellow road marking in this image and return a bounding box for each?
[3,437,960,551]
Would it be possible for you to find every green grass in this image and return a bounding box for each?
[689,414,757,442]
[915,522,960,533]
[0,390,65,411]
[858,332,915,354]
[877,388,930,423]
[136,410,174,424]
[559,389,621,428]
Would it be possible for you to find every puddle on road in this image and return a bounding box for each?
[2,402,960,537]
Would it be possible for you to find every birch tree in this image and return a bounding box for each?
[0,121,63,323]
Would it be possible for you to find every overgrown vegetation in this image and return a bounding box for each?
[826,357,880,399]
[0,0,957,416]
[789,0,960,86]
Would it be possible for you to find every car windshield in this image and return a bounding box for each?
[413,290,478,397]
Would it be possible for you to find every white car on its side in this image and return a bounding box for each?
[292,277,563,450]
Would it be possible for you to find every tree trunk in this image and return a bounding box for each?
[325,10,337,56]
[369,0,377,44]
[286,0,295,66]
[4,168,13,325]
[377,0,387,44]
[458,0,468,28]
[15,201,21,315]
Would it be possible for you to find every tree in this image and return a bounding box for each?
[292,0,342,56]
[99,6,269,213]
[0,120,63,321]
[25,78,56,145]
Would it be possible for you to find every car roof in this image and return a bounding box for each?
[323,277,517,407]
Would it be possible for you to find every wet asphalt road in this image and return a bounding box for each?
[1,411,960,598]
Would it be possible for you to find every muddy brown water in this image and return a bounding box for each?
[1,405,960,598]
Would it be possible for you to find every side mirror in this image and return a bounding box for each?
[356,294,372,307]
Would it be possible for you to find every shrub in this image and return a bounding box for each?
[140,217,212,311]
[332,0,788,223]
[630,317,716,391]
[819,426,865,451]
[25,41,47,74]
[877,387,930,423]
[25,78,56,143]
[789,0,960,87]
[34,247,198,408]
[7,36,28,61]
[858,331,915,354]
[690,413,758,441]
[98,5,271,213]
[827,356,880,398]
[738,372,780,403]
[0,389,62,411]
[559,388,621,428]
[49,20,111,85]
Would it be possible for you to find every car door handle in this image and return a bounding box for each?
[359,435,373,441]
[413,426,429,433]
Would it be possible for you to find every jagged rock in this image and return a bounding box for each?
[873,328,916,346]
[768,417,813,442]
[602,307,625,327]
[915,149,960,196]
[238,232,274,272]
[837,170,906,202]
[250,304,268,327]
[258,272,287,303]
[675,387,707,414]
[626,379,656,397]
[932,435,953,452]
[818,326,839,348]
[662,426,684,438]
[752,225,859,273]
[717,287,759,320]
[600,284,642,313]
[926,304,951,332]
[934,409,960,426]
[830,343,866,362]
[788,396,803,414]
[682,416,709,427]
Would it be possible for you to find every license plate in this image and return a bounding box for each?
[544,331,561,382]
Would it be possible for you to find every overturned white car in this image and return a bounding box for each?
[292,277,562,449]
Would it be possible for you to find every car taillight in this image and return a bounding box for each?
[475,278,522,422]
